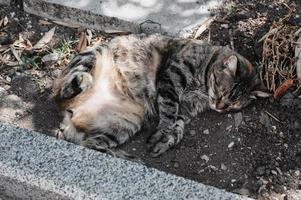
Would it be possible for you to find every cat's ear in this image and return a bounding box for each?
[224,55,238,76]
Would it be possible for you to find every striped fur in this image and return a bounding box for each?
[53,34,258,157]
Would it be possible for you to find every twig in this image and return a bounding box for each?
[264,111,280,123]
[229,29,234,50]
[193,16,215,39]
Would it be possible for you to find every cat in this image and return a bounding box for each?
[53,34,260,157]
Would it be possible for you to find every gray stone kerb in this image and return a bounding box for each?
[0,122,253,200]
[23,0,223,36]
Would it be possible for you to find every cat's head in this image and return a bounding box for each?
[208,50,259,113]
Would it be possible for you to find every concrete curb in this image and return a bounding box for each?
[23,0,223,36]
[0,123,253,200]
[23,0,140,34]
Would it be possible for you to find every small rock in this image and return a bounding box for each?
[203,129,209,135]
[174,162,179,168]
[40,26,49,32]
[271,170,277,175]
[294,170,300,177]
[201,155,210,163]
[234,112,243,127]
[259,112,271,130]
[228,142,235,148]
[279,132,284,137]
[271,126,276,130]
[132,148,136,151]
[42,52,60,64]
[256,166,266,176]
[221,24,229,29]
[221,163,227,170]
[233,188,250,196]
[190,130,196,136]
[208,165,218,171]
[284,143,288,148]
[227,114,232,118]
[231,179,236,183]
[5,76,11,82]
[295,14,300,19]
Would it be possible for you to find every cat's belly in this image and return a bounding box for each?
[70,89,145,135]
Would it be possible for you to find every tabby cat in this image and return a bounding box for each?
[53,34,259,157]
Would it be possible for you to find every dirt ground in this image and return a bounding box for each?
[0,0,301,199]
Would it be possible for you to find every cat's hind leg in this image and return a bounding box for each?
[59,71,93,99]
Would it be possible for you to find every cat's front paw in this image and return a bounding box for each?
[148,131,176,157]
[148,126,184,157]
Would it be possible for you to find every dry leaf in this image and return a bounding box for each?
[10,45,22,63]
[77,31,87,52]
[273,79,295,100]
[86,29,93,46]
[0,44,10,52]
[295,35,301,83]
[194,16,215,39]
[33,27,56,50]
[0,16,8,28]
[3,16,8,27]
[38,19,53,26]
[91,37,103,47]
[13,34,33,51]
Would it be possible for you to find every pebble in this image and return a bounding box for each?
[231,179,236,183]
[208,165,218,171]
[203,129,209,135]
[234,112,243,127]
[201,155,210,163]
[42,52,60,64]
[221,24,229,29]
[173,162,179,168]
[228,142,235,148]
[190,130,196,136]
[5,76,11,82]
[132,148,136,151]
[40,26,49,32]
[221,163,227,170]
[279,132,284,137]
[259,112,272,130]
[294,170,300,177]
[233,188,250,196]
[271,170,277,175]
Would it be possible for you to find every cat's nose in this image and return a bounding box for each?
[216,102,228,110]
